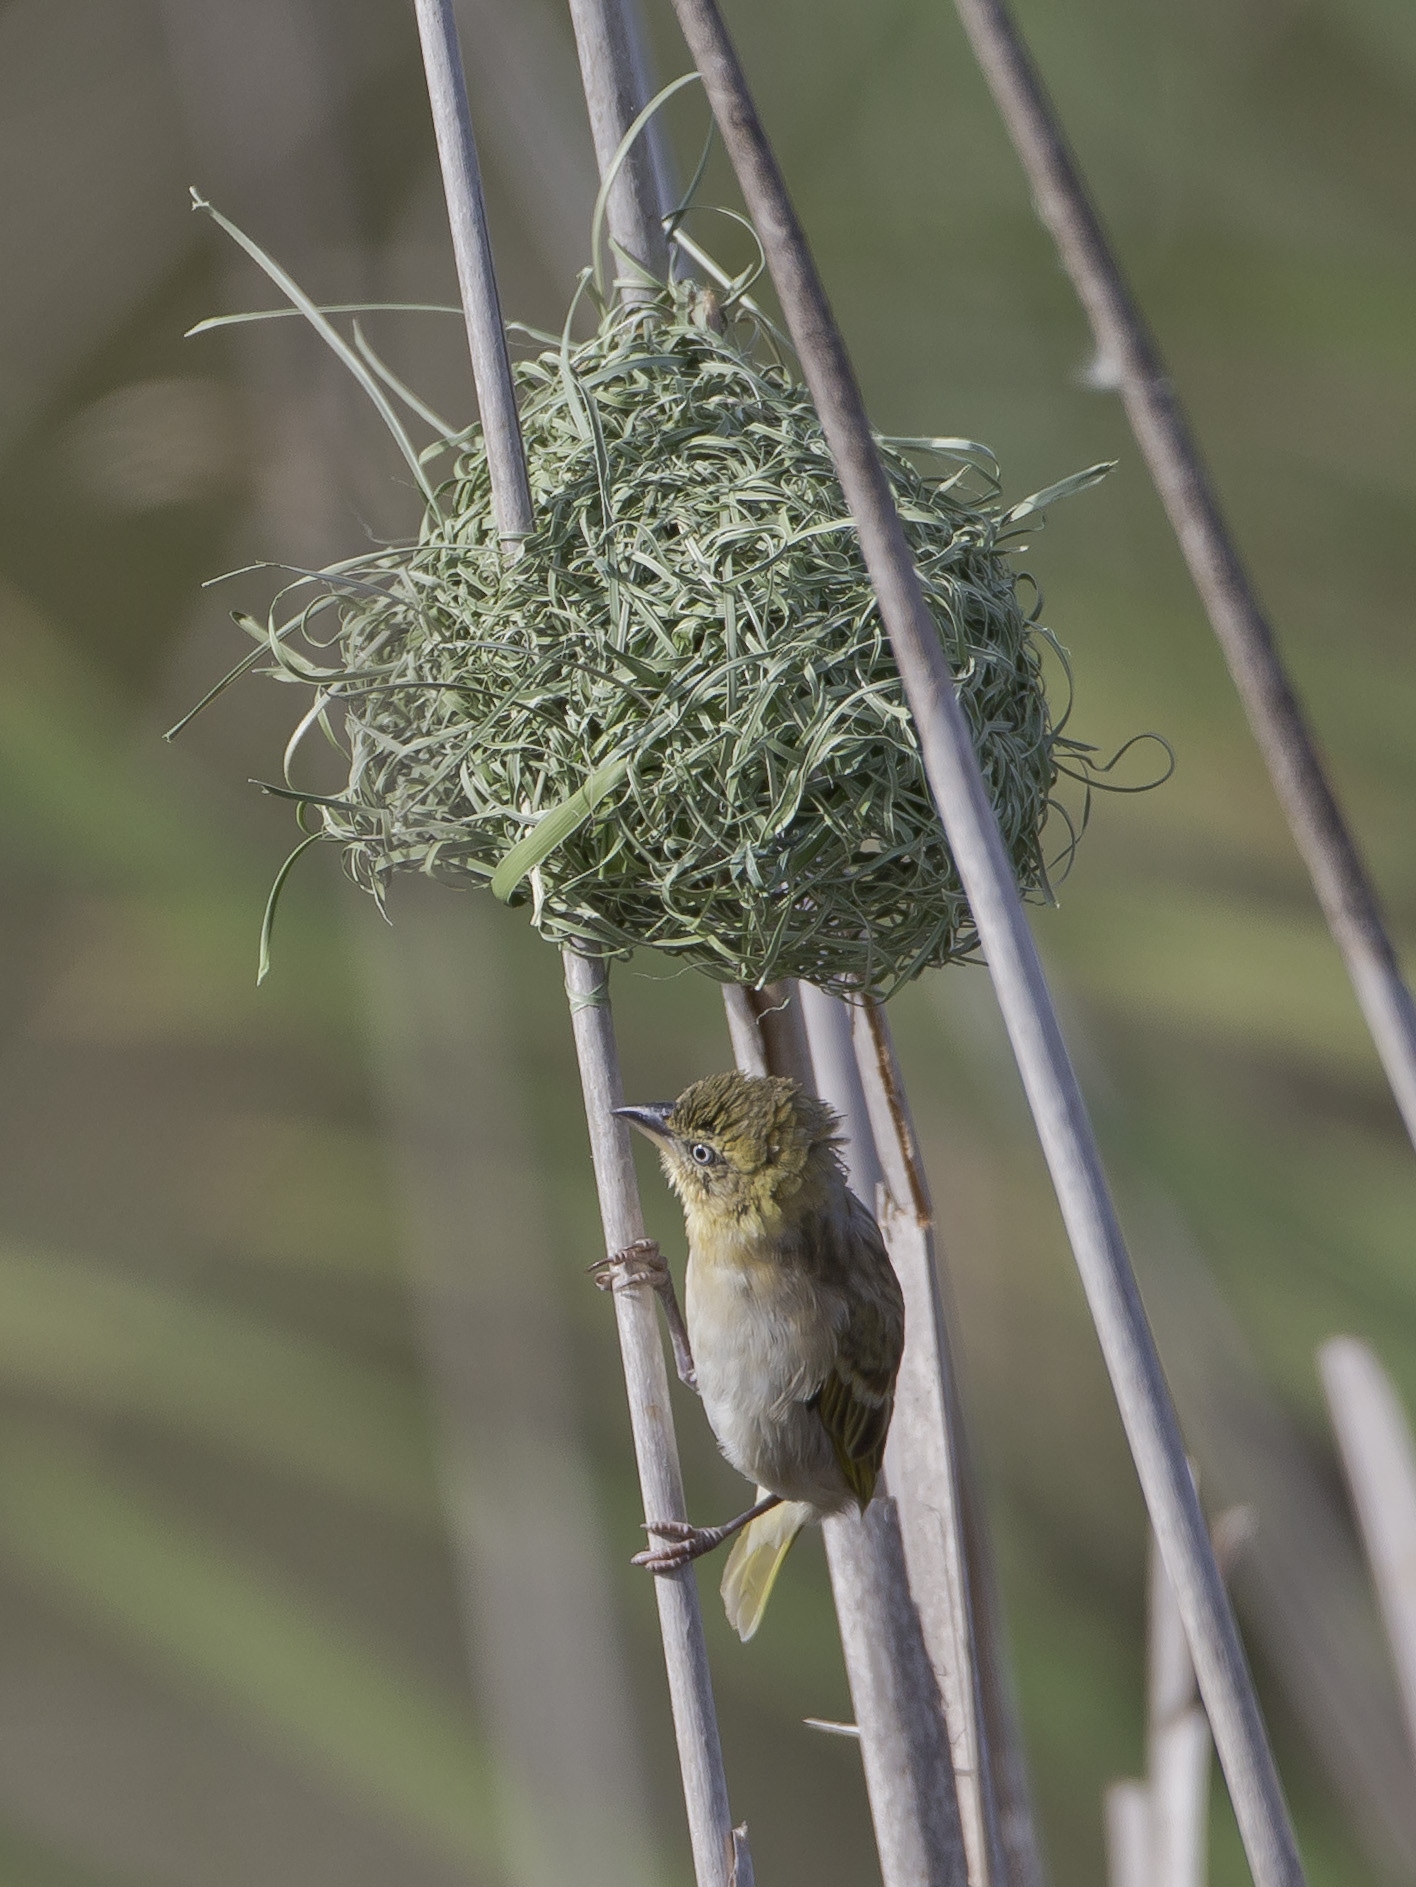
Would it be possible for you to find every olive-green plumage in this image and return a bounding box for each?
[621,1070,905,1639]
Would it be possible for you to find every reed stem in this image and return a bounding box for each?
[1147,1521,1212,1887]
[567,0,670,294]
[802,984,1007,1886]
[1105,1782,1151,1887]
[556,9,752,1878]
[1320,1338,1416,1769]
[665,4,1305,1881]
[846,991,1044,1887]
[565,949,747,1887]
[412,8,744,1877]
[411,0,532,545]
[949,0,1416,1155]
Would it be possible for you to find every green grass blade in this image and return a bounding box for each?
[352,321,460,441]
[186,302,463,335]
[1002,461,1114,524]
[590,71,701,298]
[258,831,324,984]
[189,193,439,508]
[490,755,630,903]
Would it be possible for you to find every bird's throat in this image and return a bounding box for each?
[682,1197,780,1274]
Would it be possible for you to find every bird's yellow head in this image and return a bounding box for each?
[617,1071,842,1232]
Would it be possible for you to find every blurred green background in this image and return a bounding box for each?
[1,0,1414,1883]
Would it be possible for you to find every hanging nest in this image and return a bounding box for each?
[208,264,1159,997]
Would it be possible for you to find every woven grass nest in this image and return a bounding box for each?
[231,268,1156,997]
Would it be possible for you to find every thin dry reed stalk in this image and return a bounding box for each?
[1027,998,1416,1871]
[662,3,1306,1882]
[567,0,669,292]
[1320,1338,1416,1769]
[1147,1525,1213,1887]
[1104,1782,1151,1887]
[948,0,1416,1155]
[411,6,747,1881]
[805,987,1004,1884]
[564,951,748,1887]
[1104,1511,1215,1887]
[847,991,1044,1887]
[412,0,531,544]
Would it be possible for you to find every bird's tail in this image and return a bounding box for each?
[721,1494,813,1642]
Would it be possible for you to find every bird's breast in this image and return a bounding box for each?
[684,1227,846,1509]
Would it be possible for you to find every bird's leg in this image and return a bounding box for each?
[589,1238,698,1393]
[632,1494,783,1573]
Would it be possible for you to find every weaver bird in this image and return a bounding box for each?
[595,1071,905,1640]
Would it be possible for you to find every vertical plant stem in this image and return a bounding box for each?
[1319,1338,1416,1767]
[948,0,1416,1155]
[567,0,670,292]
[808,986,1000,1886]
[1106,1512,1214,1887]
[566,949,748,1887]
[1148,1524,1212,1887]
[826,1495,973,1887]
[1104,1782,1152,1887]
[845,990,1043,1887]
[412,8,743,1875]
[723,982,968,1887]
[721,985,770,1077]
[945,972,1416,1873]
[665,5,1305,1883]
[723,979,812,1086]
[412,0,533,544]
[559,16,750,1881]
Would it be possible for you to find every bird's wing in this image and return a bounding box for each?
[811,1195,905,1511]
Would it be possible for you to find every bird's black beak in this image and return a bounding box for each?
[614,1102,676,1146]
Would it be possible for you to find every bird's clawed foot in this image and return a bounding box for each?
[589,1239,698,1393]
[589,1237,670,1295]
[632,1518,734,1573]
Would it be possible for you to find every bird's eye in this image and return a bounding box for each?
[689,1142,716,1166]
